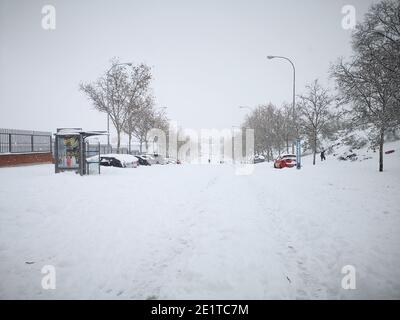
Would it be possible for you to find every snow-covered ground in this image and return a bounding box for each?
[0,141,399,299]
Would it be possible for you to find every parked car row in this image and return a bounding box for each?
[88,153,181,168]
[90,152,296,169]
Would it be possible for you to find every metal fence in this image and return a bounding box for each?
[0,128,138,155]
[0,128,52,154]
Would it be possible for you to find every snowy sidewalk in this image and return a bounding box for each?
[0,148,399,299]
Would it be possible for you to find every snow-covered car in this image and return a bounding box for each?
[274,154,297,168]
[152,153,165,164]
[137,154,157,165]
[95,154,139,168]
[164,157,177,164]
[135,155,151,166]
[254,155,265,163]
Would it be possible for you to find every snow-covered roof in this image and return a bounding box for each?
[55,128,108,137]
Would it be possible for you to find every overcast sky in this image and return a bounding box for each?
[0,0,378,140]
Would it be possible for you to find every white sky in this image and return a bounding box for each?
[0,0,378,141]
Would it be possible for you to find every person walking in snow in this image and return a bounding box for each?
[320,150,326,161]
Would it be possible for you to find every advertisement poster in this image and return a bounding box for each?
[58,136,80,169]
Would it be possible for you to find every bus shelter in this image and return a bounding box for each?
[54,128,107,175]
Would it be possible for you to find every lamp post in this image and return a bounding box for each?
[239,106,253,111]
[238,105,253,131]
[106,62,133,152]
[231,125,239,164]
[267,55,296,154]
[238,106,254,164]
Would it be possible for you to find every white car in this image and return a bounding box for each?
[164,157,177,164]
[253,155,266,163]
[139,154,165,164]
[89,154,139,168]
[137,154,155,164]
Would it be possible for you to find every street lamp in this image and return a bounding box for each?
[238,106,254,164]
[106,62,133,151]
[239,106,253,111]
[267,55,297,155]
[231,125,240,164]
[238,106,253,125]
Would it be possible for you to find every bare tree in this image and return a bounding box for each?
[243,104,276,161]
[153,108,169,135]
[271,109,286,155]
[123,99,141,154]
[280,102,295,154]
[80,59,152,153]
[356,0,400,113]
[131,95,155,153]
[298,80,336,165]
[243,103,296,161]
[331,0,400,171]
[147,106,169,154]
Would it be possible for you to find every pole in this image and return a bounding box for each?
[296,138,301,169]
[267,55,296,154]
[291,62,296,155]
[107,113,110,152]
[232,127,234,164]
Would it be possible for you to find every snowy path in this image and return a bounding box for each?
[0,146,399,299]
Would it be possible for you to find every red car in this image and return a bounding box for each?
[274,154,297,169]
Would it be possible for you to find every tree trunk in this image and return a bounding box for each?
[379,127,384,172]
[139,138,143,153]
[128,134,132,154]
[312,132,317,165]
[286,136,289,154]
[116,130,121,154]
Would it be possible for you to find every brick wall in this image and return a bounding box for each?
[0,153,54,167]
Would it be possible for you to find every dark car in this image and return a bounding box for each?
[135,156,151,166]
[99,156,123,168]
[253,155,265,163]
